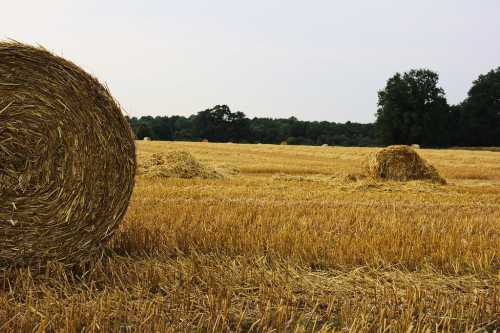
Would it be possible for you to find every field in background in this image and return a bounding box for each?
[1,142,499,332]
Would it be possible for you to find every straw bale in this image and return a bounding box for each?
[0,42,136,266]
[365,145,445,184]
[138,151,222,179]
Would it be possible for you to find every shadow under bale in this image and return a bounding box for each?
[0,42,136,267]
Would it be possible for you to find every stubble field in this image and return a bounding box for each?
[1,141,499,332]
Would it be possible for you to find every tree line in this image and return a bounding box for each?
[128,107,378,146]
[128,66,500,147]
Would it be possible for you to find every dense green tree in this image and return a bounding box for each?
[448,104,464,146]
[172,116,193,140]
[127,116,140,135]
[228,111,251,142]
[459,67,500,146]
[151,116,174,140]
[135,123,153,140]
[249,118,284,143]
[193,105,251,142]
[376,69,450,147]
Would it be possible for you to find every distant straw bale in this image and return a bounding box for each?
[411,144,420,149]
[365,145,445,184]
[0,42,136,266]
[138,151,223,179]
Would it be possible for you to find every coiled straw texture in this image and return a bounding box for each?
[0,42,136,266]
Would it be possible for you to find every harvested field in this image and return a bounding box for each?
[1,141,499,332]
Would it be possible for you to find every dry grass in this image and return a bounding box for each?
[1,141,499,332]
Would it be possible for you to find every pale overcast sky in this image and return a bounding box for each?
[2,1,499,122]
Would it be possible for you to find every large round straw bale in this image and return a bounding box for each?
[365,145,445,184]
[0,42,136,266]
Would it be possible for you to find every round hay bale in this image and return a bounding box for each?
[143,136,152,141]
[411,144,420,149]
[0,42,136,266]
[365,145,445,184]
